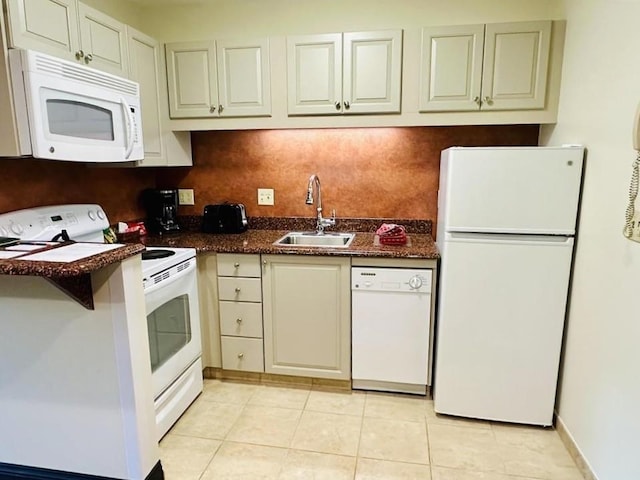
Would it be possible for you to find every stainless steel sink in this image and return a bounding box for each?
[273,231,355,248]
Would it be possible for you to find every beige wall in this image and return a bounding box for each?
[138,0,563,41]
[540,0,640,478]
[81,0,143,30]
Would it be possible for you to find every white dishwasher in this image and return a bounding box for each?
[351,267,433,395]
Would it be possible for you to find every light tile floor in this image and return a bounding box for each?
[159,379,584,480]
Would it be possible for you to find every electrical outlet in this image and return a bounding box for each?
[178,189,195,205]
[258,188,274,206]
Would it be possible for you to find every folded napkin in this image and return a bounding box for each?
[375,223,408,245]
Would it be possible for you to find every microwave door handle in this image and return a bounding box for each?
[121,97,135,159]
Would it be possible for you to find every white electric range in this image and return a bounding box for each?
[0,204,203,441]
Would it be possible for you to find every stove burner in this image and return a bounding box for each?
[142,249,176,260]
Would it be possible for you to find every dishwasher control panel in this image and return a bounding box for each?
[351,267,432,293]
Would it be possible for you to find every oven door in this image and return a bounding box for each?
[144,258,202,399]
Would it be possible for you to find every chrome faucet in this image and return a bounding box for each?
[305,174,336,234]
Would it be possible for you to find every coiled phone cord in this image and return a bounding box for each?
[623,151,640,238]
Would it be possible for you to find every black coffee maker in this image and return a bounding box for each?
[142,189,180,233]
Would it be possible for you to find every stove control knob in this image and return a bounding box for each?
[10,222,24,235]
[97,209,105,220]
[88,210,96,220]
[408,275,423,290]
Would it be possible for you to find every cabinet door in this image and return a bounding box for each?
[262,255,350,380]
[129,29,191,167]
[5,0,80,61]
[216,38,271,117]
[78,3,128,76]
[286,33,342,115]
[127,27,164,166]
[419,25,484,112]
[221,337,264,372]
[343,30,402,114]
[481,21,551,111]
[165,41,218,118]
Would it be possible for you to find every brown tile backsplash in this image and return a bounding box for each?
[157,126,539,227]
[2,126,538,228]
[0,158,156,222]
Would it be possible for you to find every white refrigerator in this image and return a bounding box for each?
[434,146,584,426]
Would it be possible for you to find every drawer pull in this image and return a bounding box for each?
[236,318,243,324]
[237,352,244,358]
[235,287,241,293]
[234,262,240,268]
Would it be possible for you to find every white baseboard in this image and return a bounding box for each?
[555,414,599,480]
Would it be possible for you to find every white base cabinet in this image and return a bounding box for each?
[216,254,264,373]
[262,255,351,380]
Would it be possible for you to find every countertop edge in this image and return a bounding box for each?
[0,243,146,277]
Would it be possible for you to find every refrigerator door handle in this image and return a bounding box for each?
[446,232,574,247]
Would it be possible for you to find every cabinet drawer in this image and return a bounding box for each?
[217,254,261,277]
[221,337,264,372]
[218,277,262,302]
[220,301,263,338]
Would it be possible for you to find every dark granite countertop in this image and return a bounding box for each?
[0,242,145,277]
[140,216,440,260]
[140,229,439,259]
[0,217,439,279]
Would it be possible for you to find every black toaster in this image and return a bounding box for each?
[202,203,248,233]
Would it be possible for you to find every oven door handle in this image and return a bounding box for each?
[144,259,196,295]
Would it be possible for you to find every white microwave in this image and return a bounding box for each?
[8,49,144,162]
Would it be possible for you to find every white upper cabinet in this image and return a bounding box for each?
[216,39,271,117]
[419,24,484,112]
[5,0,79,59]
[166,38,271,118]
[420,21,551,112]
[127,27,192,167]
[286,33,342,115]
[166,42,218,118]
[343,31,403,114]
[77,3,128,76]
[287,30,402,115]
[5,0,128,76]
[482,21,551,111]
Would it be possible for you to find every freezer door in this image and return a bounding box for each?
[439,147,584,235]
[434,232,574,425]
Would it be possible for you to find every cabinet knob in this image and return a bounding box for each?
[235,287,241,293]
[234,262,240,268]
[334,101,341,110]
[75,50,85,60]
[473,96,481,106]
[237,352,244,359]
[209,105,216,113]
[236,318,243,324]
[344,100,351,110]
[84,53,93,63]
[218,104,224,113]
[484,96,493,106]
